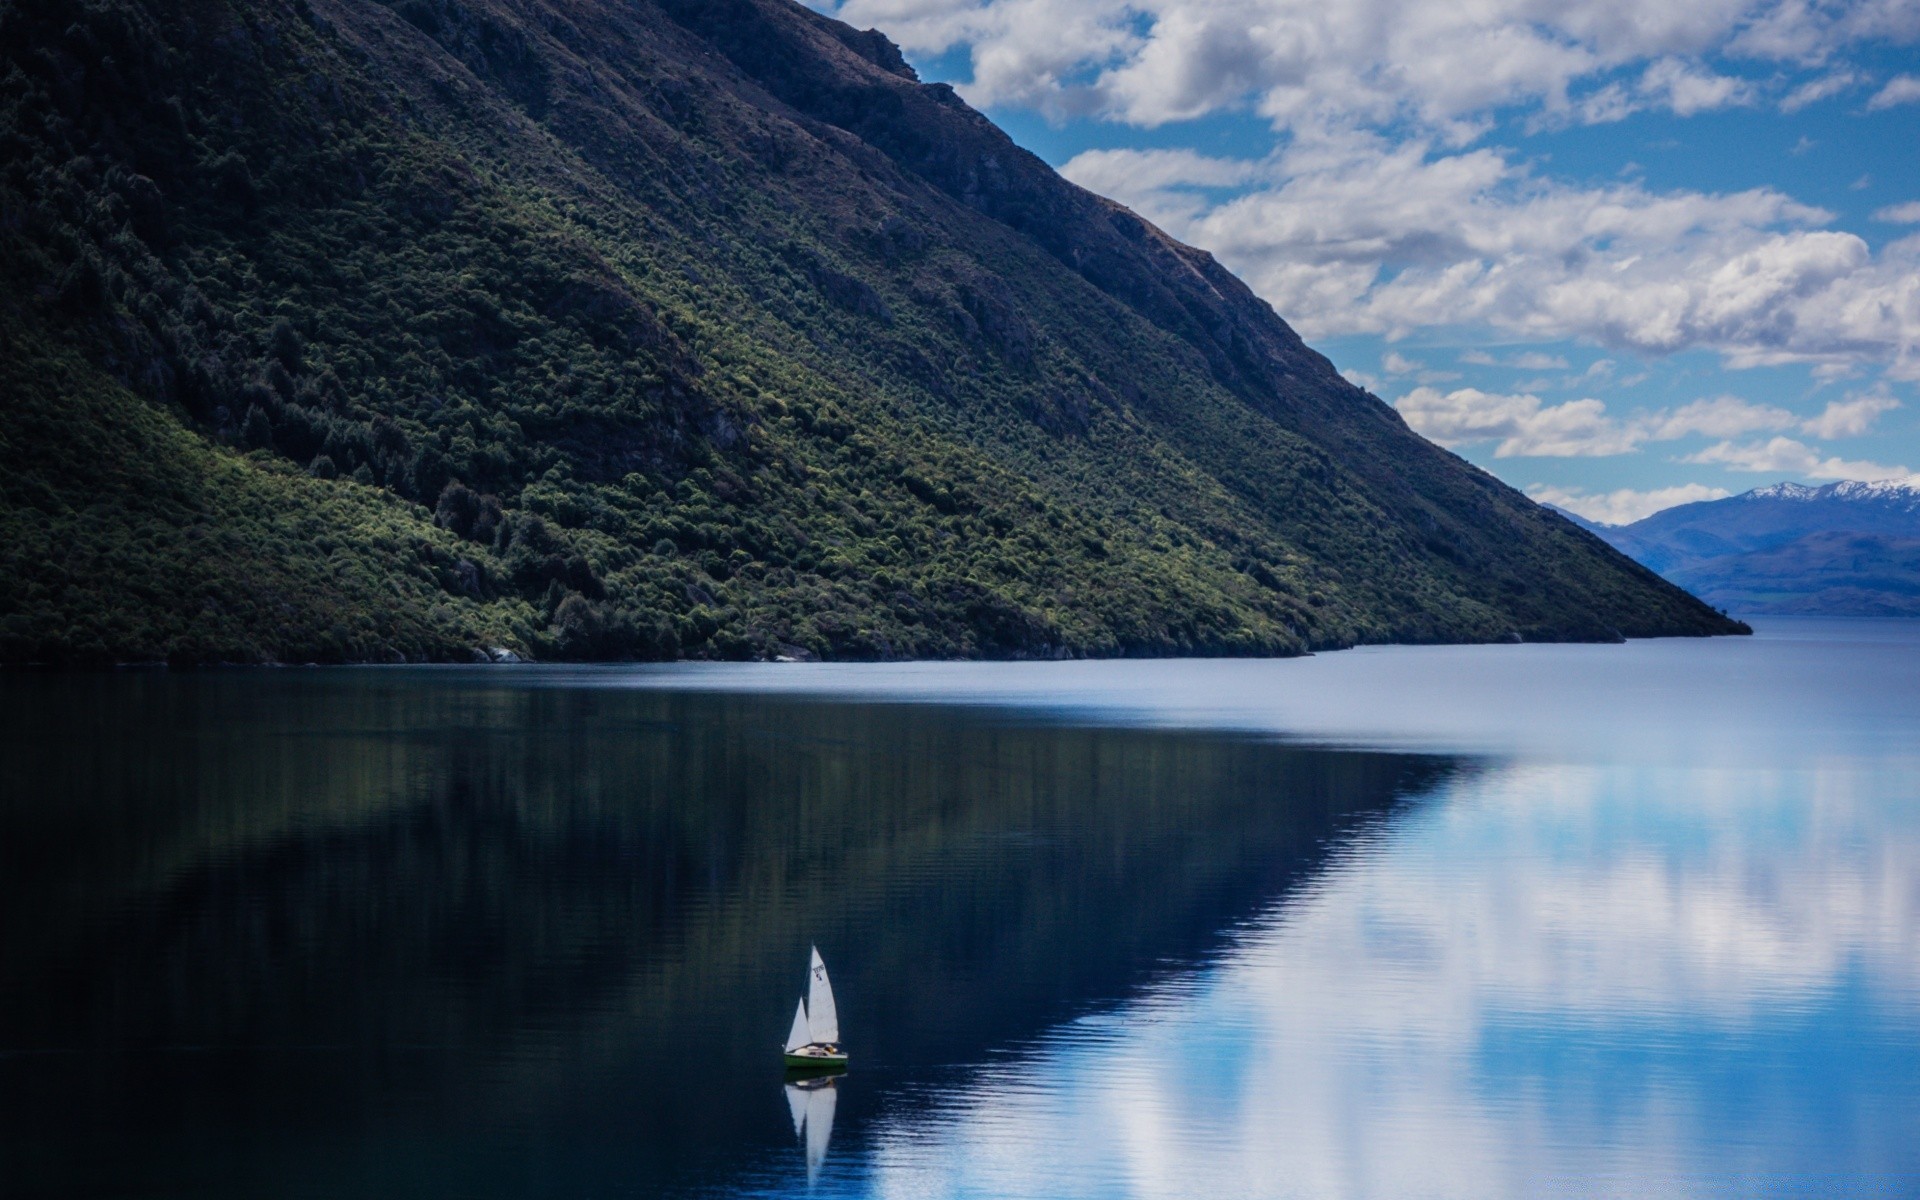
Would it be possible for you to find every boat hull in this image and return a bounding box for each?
[784,1045,848,1070]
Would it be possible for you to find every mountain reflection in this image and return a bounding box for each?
[0,671,1455,1198]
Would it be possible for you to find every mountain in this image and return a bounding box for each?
[0,0,1741,665]
[1544,505,1612,537]
[1590,480,1920,616]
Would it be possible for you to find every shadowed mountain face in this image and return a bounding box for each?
[0,0,1739,664]
[1586,481,1920,616]
[0,671,1457,1196]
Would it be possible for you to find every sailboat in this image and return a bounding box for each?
[783,946,848,1068]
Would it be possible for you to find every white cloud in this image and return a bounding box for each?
[1642,394,1795,439]
[1682,436,1909,479]
[1866,74,1920,110]
[1638,57,1754,116]
[1874,201,1920,223]
[1397,385,1903,461]
[831,1,1920,389]
[1458,349,1577,370]
[830,0,1918,133]
[1560,81,1640,128]
[1058,145,1264,196]
[834,0,1137,117]
[1380,350,1461,382]
[1509,351,1571,370]
[1396,386,1641,457]
[1779,70,1862,113]
[1801,391,1902,438]
[1059,138,1920,375]
[1527,482,1731,524]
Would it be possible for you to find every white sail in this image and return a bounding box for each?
[784,997,811,1053]
[804,1080,837,1184]
[805,946,840,1045]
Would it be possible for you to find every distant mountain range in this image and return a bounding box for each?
[1562,480,1920,616]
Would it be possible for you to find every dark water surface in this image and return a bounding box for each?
[2,619,1917,1198]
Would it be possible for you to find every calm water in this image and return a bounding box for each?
[2,619,1917,1198]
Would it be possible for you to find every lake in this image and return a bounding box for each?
[2,618,1916,1198]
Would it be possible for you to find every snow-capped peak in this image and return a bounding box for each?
[1829,477,1920,502]
[1746,482,1823,501]
[1743,477,1920,508]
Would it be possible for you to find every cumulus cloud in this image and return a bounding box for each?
[1874,201,1920,223]
[1642,395,1795,439]
[1527,483,1732,524]
[829,0,1920,386]
[1779,70,1862,112]
[1459,349,1575,370]
[1801,391,1902,438]
[1637,57,1754,116]
[1055,145,1263,195]
[1059,137,1920,374]
[1646,393,1899,442]
[1866,74,1920,110]
[1683,436,1909,479]
[828,0,1919,132]
[1396,387,1641,457]
[1397,386,1903,462]
[1379,350,1459,382]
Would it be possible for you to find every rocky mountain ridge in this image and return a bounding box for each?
[0,0,1742,663]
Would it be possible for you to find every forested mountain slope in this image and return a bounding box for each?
[0,0,1743,663]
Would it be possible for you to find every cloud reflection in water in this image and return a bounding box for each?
[861,759,1920,1199]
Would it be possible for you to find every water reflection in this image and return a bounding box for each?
[4,623,1916,1198]
[0,673,1445,1198]
[858,758,1920,1199]
[785,1075,839,1185]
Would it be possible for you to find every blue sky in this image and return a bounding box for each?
[810,0,1920,523]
